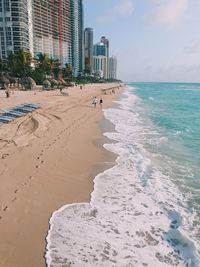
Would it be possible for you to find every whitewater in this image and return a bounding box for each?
[45,84,200,267]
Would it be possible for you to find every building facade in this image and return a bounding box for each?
[109,56,117,79]
[0,0,30,58]
[32,0,72,66]
[93,55,108,79]
[93,42,109,78]
[84,27,93,75]
[93,42,108,58]
[70,0,84,76]
[0,0,72,65]
[100,36,109,57]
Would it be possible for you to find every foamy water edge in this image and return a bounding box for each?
[45,86,200,267]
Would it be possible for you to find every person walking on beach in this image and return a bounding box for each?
[99,98,103,108]
[5,88,10,98]
[92,96,98,108]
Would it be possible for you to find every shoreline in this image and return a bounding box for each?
[0,83,124,267]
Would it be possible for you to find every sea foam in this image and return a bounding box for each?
[45,86,200,267]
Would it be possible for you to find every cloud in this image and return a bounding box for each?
[184,40,200,54]
[97,0,134,22]
[148,0,188,27]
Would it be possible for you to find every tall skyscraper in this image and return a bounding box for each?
[109,56,117,79]
[32,0,72,66]
[70,0,84,76]
[0,0,30,58]
[84,27,93,75]
[93,55,108,79]
[100,36,109,56]
[93,42,109,78]
[93,42,108,58]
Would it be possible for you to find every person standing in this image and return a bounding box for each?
[92,96,98,108]
[5,88,10,98]
[99,98,103,108]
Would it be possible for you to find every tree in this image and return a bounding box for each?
[36,53,50,74]
[63,63,72,81]
[0,58,7,74]
[7,50,32,78]
[52,59,61,79]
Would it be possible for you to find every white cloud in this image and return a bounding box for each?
[184,40,200,54]
[148,0,188,27]
[97,0,134,22]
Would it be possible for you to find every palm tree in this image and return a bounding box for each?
[0,58,7,74]
[7,50,32,78]
[49,58,55,77]
[37,53,50,73]
[64,63,73,81]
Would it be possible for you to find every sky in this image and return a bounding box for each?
[83,0,200,82]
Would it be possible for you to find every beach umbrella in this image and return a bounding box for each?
[20,77,36,90]
[43,79,51,89]
[49,79,59,88]
[0,75,10,88]
[5,74,17,86]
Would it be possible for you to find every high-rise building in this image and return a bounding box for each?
[93,42,108,58]
[93,55,108,79]
[109,56,117,79]
[84,27,93,75]
[32,0,71,66]
[0,0,72,65]
[93,42,108,78]
[0,0,85,74]
[100,36,109,56]
[70,0,84,76]
[0,0,30,58]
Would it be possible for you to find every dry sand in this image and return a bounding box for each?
[0,83,123,267]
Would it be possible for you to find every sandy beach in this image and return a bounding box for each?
[0,83,123,267]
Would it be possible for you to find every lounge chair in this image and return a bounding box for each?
[24,103,40,108]
[0,109,25,117]
[0,116,14,122]
[0,113,15,120]
[14,106,35,113]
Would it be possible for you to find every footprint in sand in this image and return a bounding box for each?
[29,175,33,180]
[12,197,17,202]
[3,206,8,212]
[1,153,9,159]
[14,189,18,193]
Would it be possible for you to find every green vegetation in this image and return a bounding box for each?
[0,50,121,88]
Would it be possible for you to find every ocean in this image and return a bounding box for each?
[45,83,200,266]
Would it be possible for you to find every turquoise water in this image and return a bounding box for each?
[46,83,200,266]
[131,82,200,231]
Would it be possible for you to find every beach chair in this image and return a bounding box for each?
[0,116,14,122]
[25,103,40,108]
[0,108,25,117]
[21,103,39,109]
[0,113,15,120]
[14,105,35,113]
